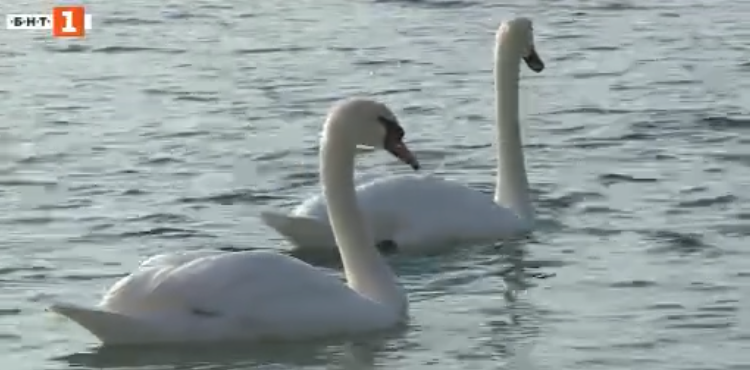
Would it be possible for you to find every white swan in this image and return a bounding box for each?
[261,17,545,254]
[47,98,421,345]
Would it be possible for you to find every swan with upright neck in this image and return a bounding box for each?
[261,17,544,255]
[47,98,420,345]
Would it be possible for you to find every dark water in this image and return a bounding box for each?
[1,0,749,369]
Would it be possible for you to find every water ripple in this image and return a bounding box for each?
[2,0,749,369]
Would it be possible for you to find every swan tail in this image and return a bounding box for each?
[260,211,334,250]
[49,303,160,345]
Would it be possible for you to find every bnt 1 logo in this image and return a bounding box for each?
[6,6,92,38]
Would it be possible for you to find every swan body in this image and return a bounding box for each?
[262,174,528,253]
[51,251,396,344]
[262,17,545,254]
[49,98,421,345]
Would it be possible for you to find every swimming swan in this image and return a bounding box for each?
[260,18,544,254]
[47,98,421,345]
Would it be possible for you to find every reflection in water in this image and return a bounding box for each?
[485,239,548,370]
[53,329,406,370]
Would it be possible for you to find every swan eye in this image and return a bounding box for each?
[377,115,404,140]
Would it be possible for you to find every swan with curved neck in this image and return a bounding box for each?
[261,17,544,255]
[47,98,420,345]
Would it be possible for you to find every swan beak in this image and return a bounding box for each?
[385,141,420,171]
[523,47,544,73]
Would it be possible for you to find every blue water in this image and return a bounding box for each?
[1,0,749,369]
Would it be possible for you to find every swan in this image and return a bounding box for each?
[260,17,545,254]
[47,98,421,345]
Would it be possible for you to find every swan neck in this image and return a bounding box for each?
[320,128,405,314]
[493,42,533,223]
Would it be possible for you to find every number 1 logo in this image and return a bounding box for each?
[52,6,85,38]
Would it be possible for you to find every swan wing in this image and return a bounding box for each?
[260,210,334,249]
[354,171,383,186]
[51,250,388,344]
[261,181,399,250]
[292,174,527,249]
[355,175,527,246]
[48,303,164,344]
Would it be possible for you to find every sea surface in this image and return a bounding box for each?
[1,0,749,369]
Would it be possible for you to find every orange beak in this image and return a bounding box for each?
[385,140,420,170]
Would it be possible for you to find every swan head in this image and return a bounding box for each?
[326,98,420,170]
[497,17,544,73]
